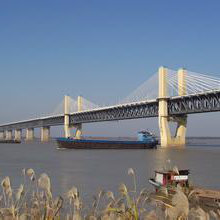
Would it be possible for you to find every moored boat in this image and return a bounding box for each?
[149,169,190,191]
[56,131,158,149]
[149,168,220,209]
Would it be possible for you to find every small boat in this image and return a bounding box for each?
[149,169,190,191]
[56,131,158,149]
[149,168,220,209]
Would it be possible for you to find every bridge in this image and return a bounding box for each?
[0,66,220,147]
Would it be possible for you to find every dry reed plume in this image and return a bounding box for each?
[0,166,218,220]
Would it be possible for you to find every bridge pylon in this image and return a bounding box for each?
[158,66,187,147]
[75,96,82,139]
[64,95,71,138]
[64,95,83,139]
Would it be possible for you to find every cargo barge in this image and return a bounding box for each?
[56,131,158,149]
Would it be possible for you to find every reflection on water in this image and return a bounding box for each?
[0,138,220,201]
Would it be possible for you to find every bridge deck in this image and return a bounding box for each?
[0,91,219,131]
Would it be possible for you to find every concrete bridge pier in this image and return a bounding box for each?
[173,68,187,145]
[158,66,187,147]
[172,115,187,145]
[14,129,22,141]
[26,128,34,141]
[41,126,50,142]
[75,124,82,139]
[6,130,12,140]
[0,131,4,140]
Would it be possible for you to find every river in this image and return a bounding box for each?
[0,137,220,202]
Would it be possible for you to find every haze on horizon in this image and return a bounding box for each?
[0,0,220,137]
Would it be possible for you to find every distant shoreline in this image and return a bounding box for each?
[187,136,220,139]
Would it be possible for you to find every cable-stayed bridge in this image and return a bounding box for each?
[0,66,220,147]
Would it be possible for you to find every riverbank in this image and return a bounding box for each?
[0,167,219,219]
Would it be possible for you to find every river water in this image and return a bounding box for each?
[0,138,220,201]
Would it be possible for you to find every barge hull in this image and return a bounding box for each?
[56,138,157,149]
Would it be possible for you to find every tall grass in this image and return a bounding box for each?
[0,167,218,219]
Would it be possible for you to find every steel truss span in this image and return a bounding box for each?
[70,91,220,124]
[70,101,159,124]
[168,91,220,115]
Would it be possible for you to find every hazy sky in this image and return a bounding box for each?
[0,0,220,137]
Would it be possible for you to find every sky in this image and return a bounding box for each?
[0,0,220,137]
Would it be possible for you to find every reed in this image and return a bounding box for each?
[0,167,218,220]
